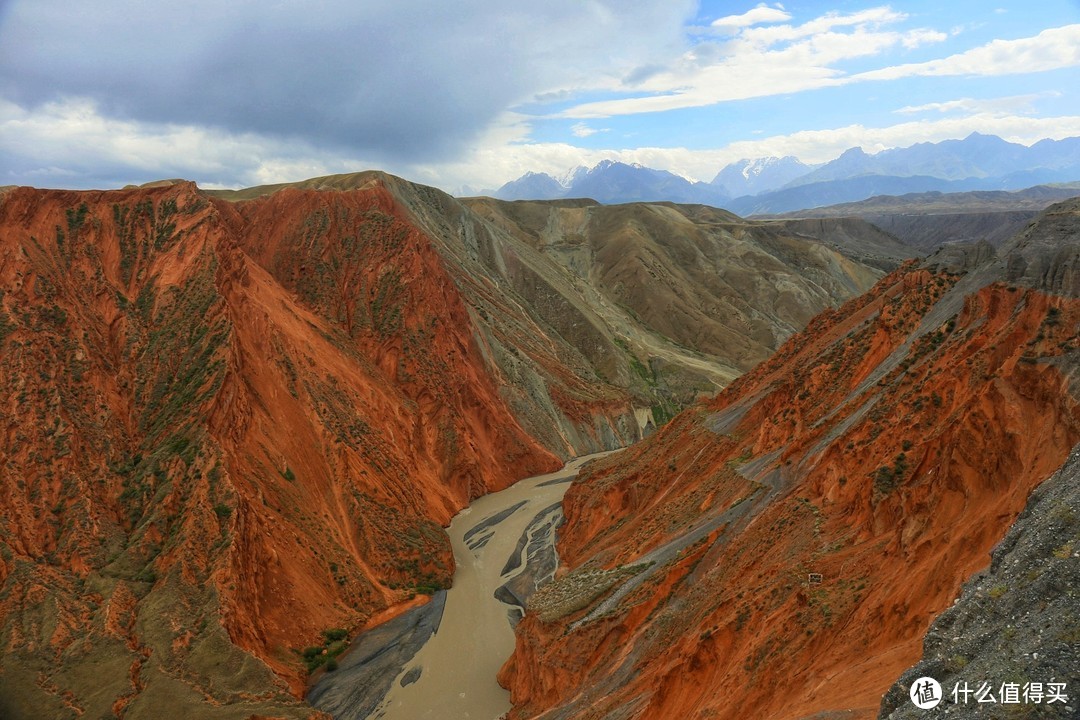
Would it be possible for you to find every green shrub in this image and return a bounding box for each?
[322,628,347,643]
[874,466,896,494]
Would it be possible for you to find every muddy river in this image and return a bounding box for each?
[308,453,613,720]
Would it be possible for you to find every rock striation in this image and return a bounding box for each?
[0,180,559,718]
[879,443,1080,719]
[501,200,1080,720]
[0,173,902,717]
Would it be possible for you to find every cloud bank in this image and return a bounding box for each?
[1,1,1078,192]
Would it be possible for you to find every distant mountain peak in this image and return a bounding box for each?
[555,165,588,188]
[492,134,1080,209]
[711,155,811,198]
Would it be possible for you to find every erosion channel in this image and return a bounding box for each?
[308,452,617,719]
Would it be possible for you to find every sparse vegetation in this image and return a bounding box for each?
[300,628,351,672]
[946,654,969,672]
[0,297,14,344]
[526,563,650,622]
[873,452,909,495]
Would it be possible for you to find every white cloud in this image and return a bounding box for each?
[0,97,371,188]
[1,98,227,175]
[570,122,600,137]
[853,24,1080,81]
[8,92,1080,197]
[6,95,1080,195]
[558,7,946,119]
[0,0,698,165]
[4,4,1080,197]
[896,92,1060,115]
[705,114,1080,167]
[554,13,1078,122]
[901,28,949,49]
[711,4,791,34]
[737,6,907,46]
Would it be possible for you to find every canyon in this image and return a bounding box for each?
[308,453,616,720]
[501,199,1080,719]
[0,173,905,718]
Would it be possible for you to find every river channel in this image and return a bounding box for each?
[308,452,614,720]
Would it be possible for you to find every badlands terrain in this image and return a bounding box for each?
[0,173,1076,719]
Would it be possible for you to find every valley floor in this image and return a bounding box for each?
[309,453,616,720]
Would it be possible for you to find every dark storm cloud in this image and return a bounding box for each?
[0,1,692,166]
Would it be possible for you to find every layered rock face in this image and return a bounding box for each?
[501,200,1080,719]
[880,442,1080,720]
[221,174,907,436]
[459,198,911,383]
[0,181,561,718]
[0,174,901,717]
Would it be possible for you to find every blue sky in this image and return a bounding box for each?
[1,1,1079,192]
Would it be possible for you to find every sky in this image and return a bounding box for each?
[1,1,1079,193]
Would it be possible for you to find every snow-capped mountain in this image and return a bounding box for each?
[489,171,567,201]
[710,156,811,197]
[494,160,724,205]
[555,165,589,189]
[488,134,1080,211]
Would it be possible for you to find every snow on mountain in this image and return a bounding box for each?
[711,156,812,197]
[555,165,588,189]
[490,135,1080,208]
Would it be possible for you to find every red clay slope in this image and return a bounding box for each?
[0,180,561,717]
[501,206,1080,719]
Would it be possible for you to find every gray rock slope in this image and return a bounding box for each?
[879,444,1080,719]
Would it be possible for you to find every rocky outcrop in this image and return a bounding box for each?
[879,442,1080,719]
[924,240,997,274]
[1003,198,1080,297]
[500,200,1080,719]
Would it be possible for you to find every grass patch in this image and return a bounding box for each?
[300,628,351,672]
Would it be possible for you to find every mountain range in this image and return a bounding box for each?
[772,183,1080,251]
[502,198,1080,719]
[0,173,908,718]
[1,169,1077,719]
[492,133,1080,215]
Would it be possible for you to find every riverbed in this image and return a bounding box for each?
[308,452,613,720]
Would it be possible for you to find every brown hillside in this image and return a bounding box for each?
[227,173,903,439]
[772,185,1080,252]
